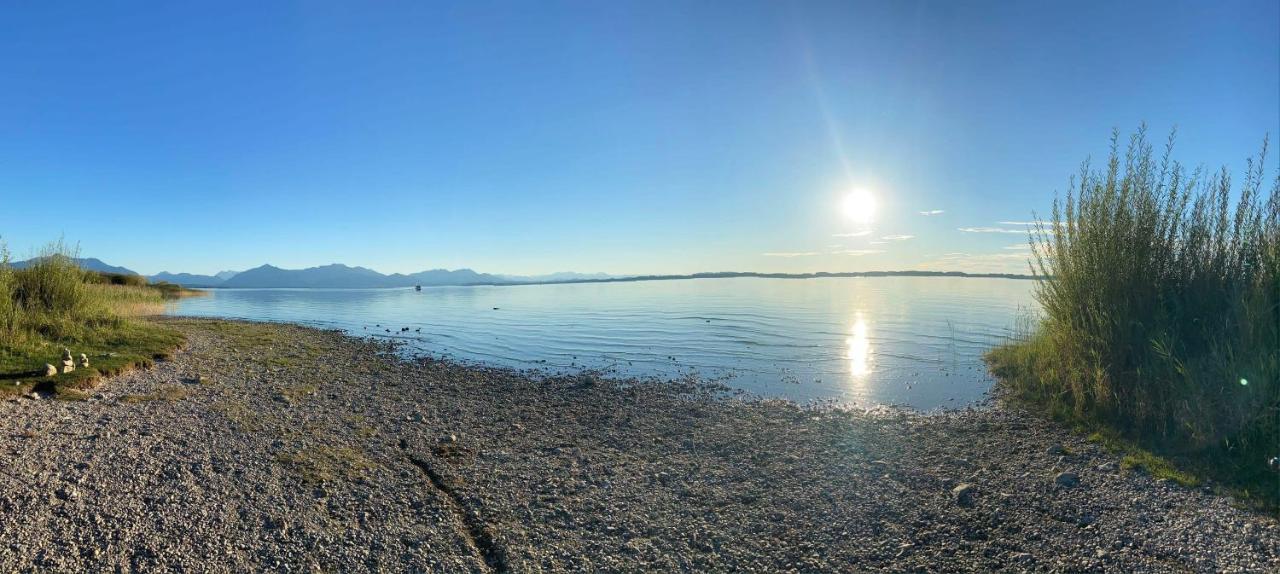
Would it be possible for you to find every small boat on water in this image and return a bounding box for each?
[414,285,422,291]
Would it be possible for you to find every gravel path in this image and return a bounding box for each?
[0,318,1275,572]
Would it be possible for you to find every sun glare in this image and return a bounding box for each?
[841,189,876,225]
[846,313,873,377]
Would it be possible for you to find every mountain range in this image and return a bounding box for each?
[8,257,1034,288]
[10,257,139,276]
[7,257,619,288]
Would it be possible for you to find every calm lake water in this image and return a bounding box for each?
[170,277,1038,409]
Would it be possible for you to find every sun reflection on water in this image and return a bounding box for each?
[846,312,873,377]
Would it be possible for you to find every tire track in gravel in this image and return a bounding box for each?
[401,445,508,573]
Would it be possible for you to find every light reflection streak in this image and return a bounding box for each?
[846,312,872,378]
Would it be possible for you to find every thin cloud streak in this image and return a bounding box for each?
[958,227,1029,234]
[918,210,945,216]
[830,249,884,256]
[880,234,914,241]
[832,230,873,238]
[762,251,820,257]
[918,251,1033,274]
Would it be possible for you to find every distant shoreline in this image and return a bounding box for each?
[195,270,1040,289]
[494,269,1039,287]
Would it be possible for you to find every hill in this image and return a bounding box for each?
[11,257,138,276]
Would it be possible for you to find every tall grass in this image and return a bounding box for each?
[988,127,1279,503]
[0,240,185,392]
[0,239,96,347]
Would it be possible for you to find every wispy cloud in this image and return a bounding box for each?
[918,210,945,216]
[958,227,1028,234]
[830,249,884,256]
[919,251,1033,274]
[997,220,1039,226]
[832,230,873,238]
[880,234,914,241]
[762,251,820,257]
[1003,243,1032,250]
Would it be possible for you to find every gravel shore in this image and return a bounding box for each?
[0,318,1275,572]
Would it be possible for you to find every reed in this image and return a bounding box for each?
[0,240,184,394]
[988,127,1279,506]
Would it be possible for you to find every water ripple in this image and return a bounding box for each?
[172,276,1037,409]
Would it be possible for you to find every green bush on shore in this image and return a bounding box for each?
[987,127,1279,507]
[0,240,186,394]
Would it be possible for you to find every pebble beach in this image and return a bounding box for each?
[0,318,1275,572]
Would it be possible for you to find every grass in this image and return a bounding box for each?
[276,445,378,484]
[0,239,187,397]
[987,127,1279,511]
[216,396,268,432]
[1084,429,1200,487]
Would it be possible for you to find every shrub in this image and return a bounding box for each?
[989,127,1279,503]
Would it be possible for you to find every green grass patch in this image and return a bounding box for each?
[277,445,377,484]
[987,127,1279,513]
[0,240,186,397]
[1119,452,1199,487]
[186,319,287,350]
[1083,428,1199,486]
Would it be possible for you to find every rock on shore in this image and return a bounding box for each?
[0,318,1274,572]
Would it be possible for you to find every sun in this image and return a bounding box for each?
[841,189,876,225]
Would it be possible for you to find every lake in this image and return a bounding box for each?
[169,276,1038,409]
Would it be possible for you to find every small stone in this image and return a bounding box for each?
[45,364,58,377]
[1009,552,1034,564]
[1055,472,1080,488]
[442,433,458,443]
[55,486,77,501]
[61,364,75,374]
[952,483,977,507]
[1046,444,1066,455]
[1096,461,1119,472]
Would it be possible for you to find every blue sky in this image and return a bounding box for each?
[1,1,1276,276]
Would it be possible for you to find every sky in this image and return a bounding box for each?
[1,1,1277,276]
